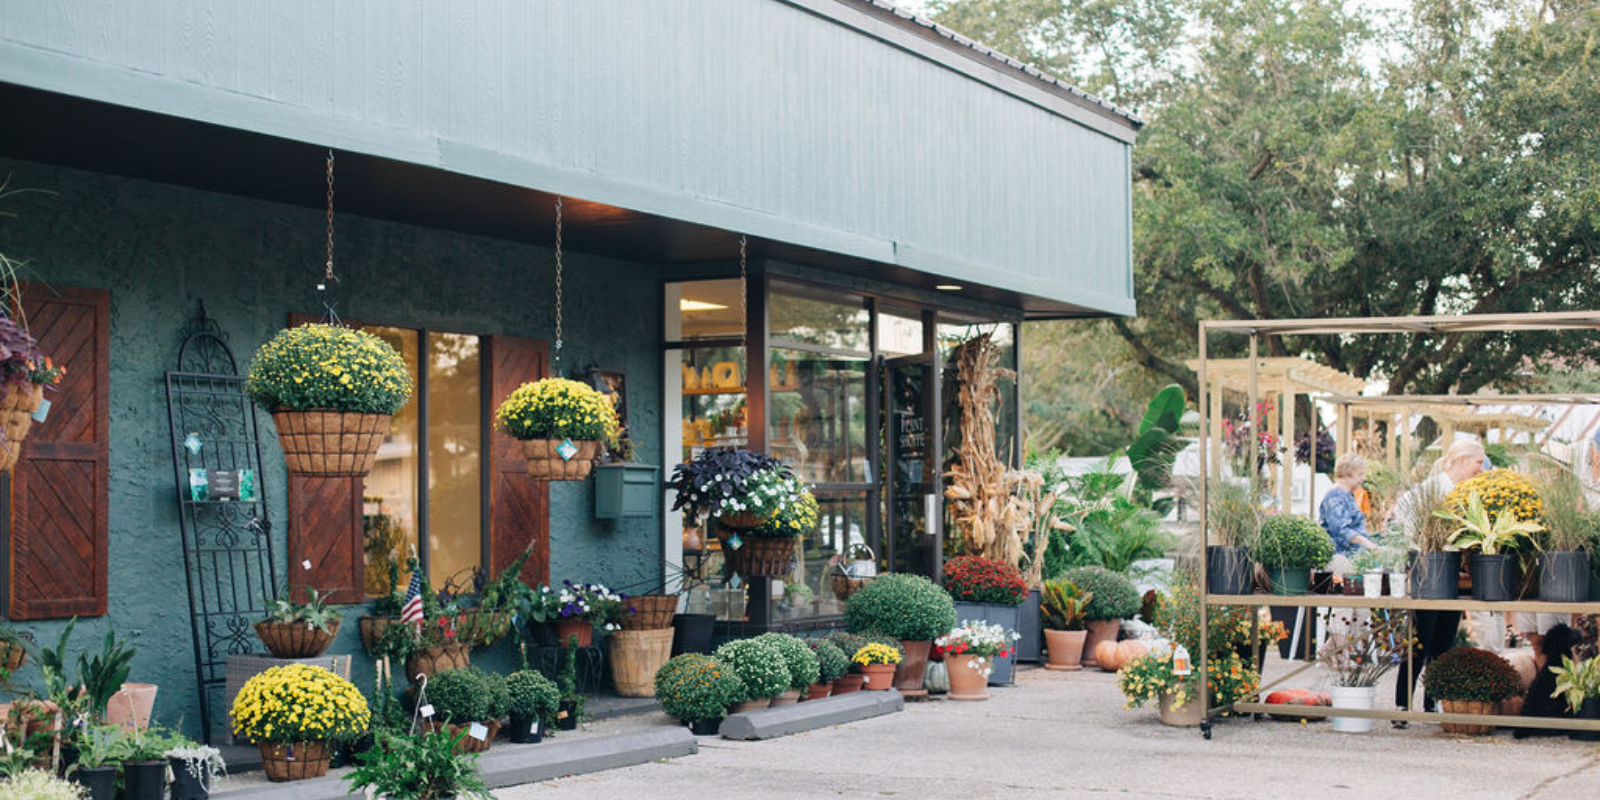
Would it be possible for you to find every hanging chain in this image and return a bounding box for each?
[738,234,748,347]
[553,197,564,366]
[319,150,341,325]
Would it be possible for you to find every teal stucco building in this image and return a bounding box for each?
[0,0,1138,741]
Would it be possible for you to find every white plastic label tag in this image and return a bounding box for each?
[419,704,435,719]
[468,722,489,741]
[1172,644,1192,676]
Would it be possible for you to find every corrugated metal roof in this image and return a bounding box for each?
[843,0,1145,128]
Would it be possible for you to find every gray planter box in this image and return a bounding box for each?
[594,464,660,519]
[1015,589,1042,663]
[953,601,1019,685]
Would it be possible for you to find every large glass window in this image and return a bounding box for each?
[769,350,868,484]
[769,288,870,352]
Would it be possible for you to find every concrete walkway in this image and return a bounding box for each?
[499,661,1600,800]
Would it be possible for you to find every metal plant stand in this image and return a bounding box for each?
[165,305,278,742]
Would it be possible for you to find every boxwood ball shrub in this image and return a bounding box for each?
[246,324,414,414]
[505,669,561,728]
[1062,567,1141,621]
[808,639,850,684]
[426,668,508,723]
[844,573,957,642]
[942,556,1029,605]
[1422,647,1524,703]
[1253,515,1335,569]
[713,638,791,702]
[654,654,743,723]
[754,632,821,690]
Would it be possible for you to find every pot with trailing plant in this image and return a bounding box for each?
[843,572,955,698]
[1318,612,1412,733]
[345,728,493,800]
[505,667,560,744]
[944,556,1028,684]
[422,668,508,754]
[754,633,818,705]
[1206,480,1261,595]
[246,324,413,478]
[714,637,791,712]
[654,653,743,736]
[534,581,625,649]
[1252,515,1333,595]
[669,448,786,531]
[165,736,226,800]
[1436,486,1543,603]
[1062,566,1141,668]
[1422,646,1523,735]
[230,664,371,781]
[1041,578,1092,670]
[1535,463,1594,602]
[936,621,1017,701]
[495,377,618,481]
[255,588,342,659]
[805,639,849,700]
[1550,655,1600,741]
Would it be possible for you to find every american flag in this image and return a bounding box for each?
[400,570,424,624]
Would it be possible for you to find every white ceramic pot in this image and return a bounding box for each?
[1330,684,1376,733]
[1388,572,1407,598]
[1363,571,1384,598]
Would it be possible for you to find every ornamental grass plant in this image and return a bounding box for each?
[494,377,619,442]
[843,573,957,641]
[230,664,370,743]
[1252,514,1334,569]
[753,633,820,690]
[1532,459,1599,552]
[1422,647,1523,703]
[1205,479,1262,549]
[654,654,743,722]
[713,638,791,702]
[245,324,413,414]
[1061,566,1141,621]
[942,556,1029,605]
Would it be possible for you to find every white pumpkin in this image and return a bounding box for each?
[924,660,950,694]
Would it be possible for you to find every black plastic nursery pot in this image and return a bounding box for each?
[123,759,167,800]
[671,613,715,657]
[69,766,116,800]
[507,714,544,744]
[1408,551,1461,599]
[1469,554,1519,602]
[1572,698,1600,742]
[557,699,580,730]
[1206,546,1253,595]
[168,757,211,800]
[1541,551,1591,603]
[686,718,721,736]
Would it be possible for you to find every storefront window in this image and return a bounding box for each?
[774,492,870,622]
[769,349,868,484]
[677,344,749,461]
[673,279,743,341]
[769,288,869,352]
[363,327,420,596]
[877,307,924,357]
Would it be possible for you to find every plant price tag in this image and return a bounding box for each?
[419,704,435,719]
[468,722,489,741]
[31,398,50,423]
[1172,644,1192,676]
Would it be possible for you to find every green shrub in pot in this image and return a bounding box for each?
[712,638,790,702]
[1253,515,1334,569]
[425,668,507,724]
[505,670,560,730]
[1060,567,1140,621]
[753,633,820,691]
[807,639,850,684]
[654,654,743,723]
[843,573,957,642]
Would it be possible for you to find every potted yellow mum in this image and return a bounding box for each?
[495,378,618,480]
[229,664,370,781]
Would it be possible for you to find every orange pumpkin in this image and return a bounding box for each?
[1096,639,1151,672]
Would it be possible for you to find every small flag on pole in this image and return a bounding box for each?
[400,570,424,624]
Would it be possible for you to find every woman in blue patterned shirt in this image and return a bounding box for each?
[1319,453,1376,556]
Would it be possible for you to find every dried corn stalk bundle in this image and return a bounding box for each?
[1001,469,1075,588]
[943,333,1016,562]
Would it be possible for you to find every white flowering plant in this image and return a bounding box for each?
[935,620,1020,679]
[668,448,787,525]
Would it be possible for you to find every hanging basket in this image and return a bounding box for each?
[358,616,395,656]
[258,741,329,782]
[404,643,471,683]
[254,619,340,659]
[717,531,797,579]
[0,382,44,473]
[271,410,389,477]
[714,510,772,530]
[521,438,601,481]
[620,595,678,631]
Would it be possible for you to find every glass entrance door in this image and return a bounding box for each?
[882,353,941,578]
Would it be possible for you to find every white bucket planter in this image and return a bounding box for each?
[1388,572,1407,598]
[1362,571,1384,598]
[1330,685,1377,733]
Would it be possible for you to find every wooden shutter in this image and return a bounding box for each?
[486,335,549,585]
[9,285,110,619]
[284,314,366,604]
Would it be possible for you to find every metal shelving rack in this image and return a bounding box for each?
[1195,311,1600,738]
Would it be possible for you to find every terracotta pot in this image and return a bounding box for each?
[521,438,601,481]
[257,741,329,782]
[404,643,470,683]
[1440,699,1498,735]
[1043,629,1087,671]
[861,663,896,691]
[945,654,989,701]
[831,673,865,695]
[621,595,679,631]
[271,410,389,478]
[717,532,797,578]
[553,618,594,648]
[424,719,501,753]
[894,640,932,697]
[1081,619,1121,667]
[1159,691,1203,727]
[358,616,394,655]
[105,684,158,732]
[730,698,770,713]
[769,688,802,706]
[608,629,674,698]
[0,640,25,673]
[254,618,339,659]
[804,682,832,701]
[0,382,43,473]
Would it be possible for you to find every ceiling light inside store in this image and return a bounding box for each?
[680,299,729,312]
[935,284,962,291]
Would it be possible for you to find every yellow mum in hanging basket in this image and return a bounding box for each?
[495,378,619,442]
[1444,469,1543,525]
[230,664,370,744]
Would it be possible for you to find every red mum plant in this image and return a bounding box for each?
[942,556,1028,605]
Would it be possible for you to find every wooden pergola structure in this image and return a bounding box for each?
[1184,356,1367,514]
[1334,397,1552,472]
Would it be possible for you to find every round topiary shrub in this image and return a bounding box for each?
[1253,514,1334,569]
[427,667,506,723]
[505,669,561,727]
[754,632,820,690]
[844,573,957,641]
[1422,647,1523,703]
[942,556,1029,605]
[1062,566,1141,621]
[808,639,850,684]
[713,638,791,702]
[655,654,743,723]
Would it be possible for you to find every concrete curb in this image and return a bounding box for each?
[214,728,698,800]
[719,691,903,740]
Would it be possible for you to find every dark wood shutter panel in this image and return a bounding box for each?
[284,314,367,604]
[487,335,549,585]
[10,285,110,619]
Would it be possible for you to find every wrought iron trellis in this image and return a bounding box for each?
[165,304,277,743]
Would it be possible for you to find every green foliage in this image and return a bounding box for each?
[843,573,957,642]
[713,639,790,702]
[425,668,506,724]
[1253,515,1333,569]
[246,324,413,414]
[1061,567,1140,621]
[345,729,491,800]
[654,654,742,722]
[823,632,902,674]
[504,670,560,726]
[262,588,340,634]
[1035,457,1172,574]
[75,626,137,723]
[1422,647,1523,704]
[68,724,125,771]
[0,770,87,800]
[807,640,850,684]
[494,377,618,442]
[558,634,584,724]
[1040,579,1091,631]
[1206,480,1262,549]
[1549,655,1600,714]
[1438,490,1545,556]
[753,633,820,691]
[1126,384,1186,494]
